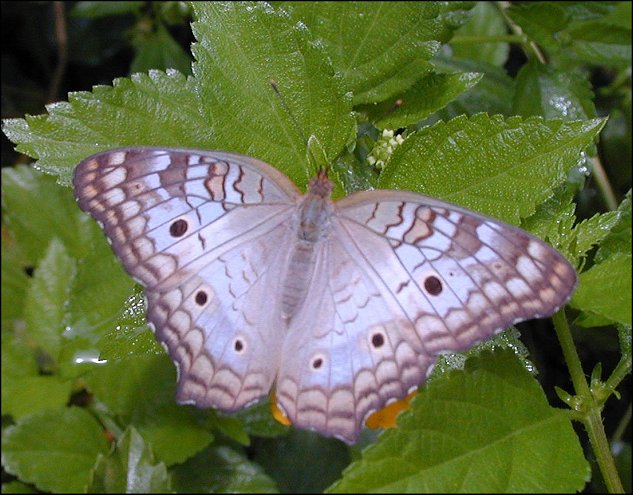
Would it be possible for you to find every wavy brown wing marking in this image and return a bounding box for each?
[275,228,436,444]
[73,148,299,291]
[337,190,577,356]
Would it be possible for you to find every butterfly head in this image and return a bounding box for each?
[307,169,333,199]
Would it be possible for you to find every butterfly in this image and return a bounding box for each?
[73,147,577,444]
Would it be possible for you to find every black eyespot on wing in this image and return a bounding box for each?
[424,275,443,295]
[170,219,188,237]
[371,333,385,348]
[195,291,208,305]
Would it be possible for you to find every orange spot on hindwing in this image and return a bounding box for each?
[365,390,418,429]
[271,396,292,427]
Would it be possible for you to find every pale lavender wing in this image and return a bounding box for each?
[74,147,299,410]
[276,188,577,444]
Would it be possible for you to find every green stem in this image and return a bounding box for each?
[552,310,590,395]
[585,407,625,493]
[552,311,625,492]
[591,155,619,211]
[604,355,632,395]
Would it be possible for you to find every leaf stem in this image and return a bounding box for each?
[604,355,632,395]
[552,310,625,493]
[450,34,523,44]
[591,155,619,211]
[497,1,547,64]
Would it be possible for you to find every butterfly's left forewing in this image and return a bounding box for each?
[74,148,300,410]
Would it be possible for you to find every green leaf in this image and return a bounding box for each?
[1,407,110,493]
[379,115,605,225]
[508,2,632,68]
[191,2,354,189]
[88,427,171,493]
[1,375,72,420]
[24,238,75,361]
[0,480,38,493]
[230,401,291,440]
[98,324,164,360]
[329,350,589,493]
[572,210,621,260]
[506,3,569,55]
[570,191,632,326]
[84,354,214,466]
[572,253,632,326]
[566,19,632,68]
[70,1,145,18]
[137,405,214,466]
[367,72,483,129]
[89,285,159,363]
[206,414,251,447]
[1,70,208,183]
[595,189,631,262]
[0,165,94,263]
[333,147,377,194]
[254,430,351,493]
[1,229,30,326]
[450,2,509,67]
[172,445,279,493]
[130,23,192,75]
[66,226,137,350]
[85,354,176,421]
[1,330,73,419]
[520,187,623,265]
[513,62,596,120]
[1,164,137,366]
[1,330,38,379]
[285,2,474,105]
[519,189,577,255]
[431,55,514,117]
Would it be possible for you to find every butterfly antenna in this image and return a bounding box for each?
[269,80,321,173]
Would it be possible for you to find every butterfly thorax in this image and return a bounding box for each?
[297,174,333,242]
[280,173,334,320]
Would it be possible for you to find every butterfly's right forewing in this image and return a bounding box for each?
[336,190,577,355]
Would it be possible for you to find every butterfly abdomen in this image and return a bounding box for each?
[280,180,335,319]
[280,240,319,320]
